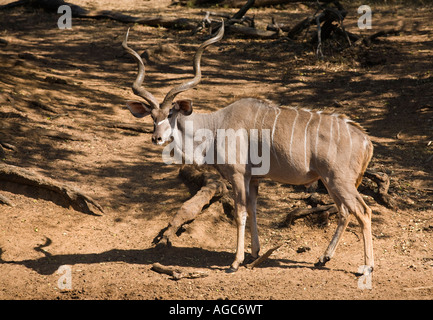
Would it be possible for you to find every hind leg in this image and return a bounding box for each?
[315,196,350,267]
[316,182,374,271]
[247,178,260,259]
[352,193,374,270]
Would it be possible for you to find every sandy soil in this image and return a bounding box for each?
[0,0,432,300]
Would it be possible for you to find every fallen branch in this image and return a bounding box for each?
[220,0,336,7]
[403,285,433,291]
[0,163,103,215]
[364,170,396,209]
[2,0,403,44]
[227,24,278,38]
[231,0,255,21]
[280,204,338,227]
[362,28,401,46]
[287,16,312,39]
[0,0,198,30]
[153,165,232,247]
[266,17,291,32]
[196,6,279,39]
[151,262,208,280]
[0,193,14,206]
[246,244,282,269]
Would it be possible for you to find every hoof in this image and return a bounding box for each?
[154,241,172,251]
[314,256,330,268]
[356,265,374,276]
[225,266,238,274]
[244,255,259,265]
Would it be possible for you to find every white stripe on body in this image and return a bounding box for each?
[271,107,281,167]
[304,110,313,172]
[326,114,334,160]
[289,109,299,167]
[344,119,353,163]
[315,111,322,169]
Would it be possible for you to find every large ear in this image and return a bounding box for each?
[126,100,152,118]
[173,99,193,116]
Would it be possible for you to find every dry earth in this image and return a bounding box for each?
[0,0,432,300]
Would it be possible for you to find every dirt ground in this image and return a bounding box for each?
[0,0,432,300]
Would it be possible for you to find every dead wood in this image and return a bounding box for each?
[0,163,103,215]
[280,204,338,227]
[151,262,208,280]
[227,24,278,38]
[231,0,255,21]
[196,3,280,38]
[0,141,15,158]
[192,0,334,8]
[279,190,336,227]
[288,3,347,39]
[2,0,403,43]
[199,16,279,39]
[246,244,282,269]
[0,141,17,159]
[362,29,401,46]
[102,15,197,30]
[0,0,197,30]
[403,285,433,291]
[0,193,14,206]
[287,16,312,39]
[153,165,232,247]
[364,170,396,209]
[267,17,291,32]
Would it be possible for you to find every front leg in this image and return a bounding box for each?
[226,172,250,273]
[248,178,260,260]
[228,206,248,272]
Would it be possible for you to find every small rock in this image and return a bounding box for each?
[296,246,311,253]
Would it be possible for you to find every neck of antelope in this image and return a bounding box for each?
[166,111,222,165]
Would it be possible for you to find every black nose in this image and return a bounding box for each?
[152,136,162,144]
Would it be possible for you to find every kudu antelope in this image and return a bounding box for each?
[122,22,374,273]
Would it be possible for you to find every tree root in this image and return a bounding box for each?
[364,170,396,209]
[151,262,208,280]
[0,163,103,215]
[246,244,282,269]
[152,165,232,247]
[0,193,14,206]
[280,204,338,228]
